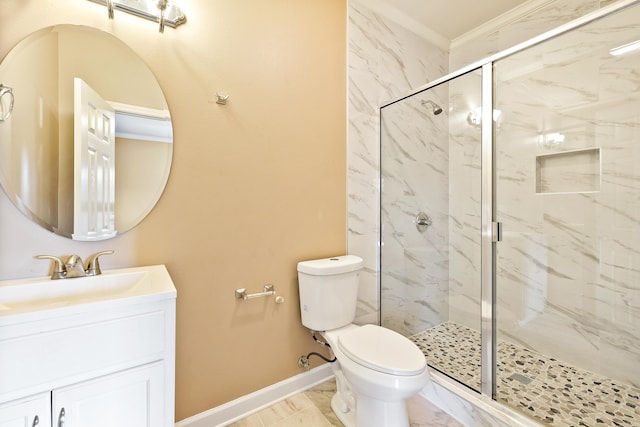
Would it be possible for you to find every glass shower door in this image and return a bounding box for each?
[380,68,484,391]
[493,3,640,425]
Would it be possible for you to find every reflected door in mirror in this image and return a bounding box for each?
[73,78,116,241]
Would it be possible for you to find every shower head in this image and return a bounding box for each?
[421,100,443,115]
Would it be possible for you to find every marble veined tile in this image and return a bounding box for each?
[407,394,465,427]
[348,1,448,325]
[227,414,264,427]
[450,0,604,70]
[254,393,314,426]
[270,406,334,427]
[303,380,343,427]
[230,379,470,427]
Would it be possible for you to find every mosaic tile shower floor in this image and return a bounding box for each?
[410,322,640,427]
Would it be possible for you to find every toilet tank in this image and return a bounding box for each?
[297,255,363,331]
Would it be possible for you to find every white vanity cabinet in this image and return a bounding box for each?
[0,392,51,427]
[0,265,177,427]
[51,361,164,427]
[0,363,164,427]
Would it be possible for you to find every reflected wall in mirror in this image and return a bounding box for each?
[0,25,173,240]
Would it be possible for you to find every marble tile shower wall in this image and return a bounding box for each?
[446,71,483,331]
[379,88,450,337]
[491,3,640,388]
[450,0,624,70]
[347,1,448,324]
[348,0,637,369]
[379,69,485,336]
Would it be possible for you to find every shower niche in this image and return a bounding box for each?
[535,147,601,194]
[380,1,640,425]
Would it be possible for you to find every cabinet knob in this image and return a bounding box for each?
[58,408,66,427]
[32,415,39,427]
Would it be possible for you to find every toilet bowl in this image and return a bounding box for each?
[297,255,429,427]
[322,324,429,427]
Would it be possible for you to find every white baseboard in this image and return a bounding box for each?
[175,364,333,427]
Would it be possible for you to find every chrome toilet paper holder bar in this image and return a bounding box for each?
[235,284,276,301]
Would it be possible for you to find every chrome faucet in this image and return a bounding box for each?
[34,255,67,280]
[85,250,114,276]
[34,250,114,280]
[64,254,87,278]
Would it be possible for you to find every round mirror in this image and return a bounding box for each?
[0,25,172,241]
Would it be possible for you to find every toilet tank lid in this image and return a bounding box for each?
[297,255,363,275]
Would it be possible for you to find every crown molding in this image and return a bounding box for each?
[451,0,556,50]
[350,0,451,51]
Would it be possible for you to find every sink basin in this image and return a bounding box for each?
[0,265,176,320]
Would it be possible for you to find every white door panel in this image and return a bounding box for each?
[73,78,116,240]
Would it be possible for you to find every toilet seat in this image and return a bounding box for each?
[337,324,426,376]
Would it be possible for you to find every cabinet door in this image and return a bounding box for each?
[52,362,164,427]
[0,393,51,427]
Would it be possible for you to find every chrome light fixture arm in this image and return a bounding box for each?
[87,0,187,32]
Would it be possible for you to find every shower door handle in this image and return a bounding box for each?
[492,221,503,242]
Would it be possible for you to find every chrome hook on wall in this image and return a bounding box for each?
[216,92,230,105]
[0,84,14,122]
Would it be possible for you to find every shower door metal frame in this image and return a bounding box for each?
[379,0,640,401]
[480,62,495,398]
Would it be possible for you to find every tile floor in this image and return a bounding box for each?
[227,378,464,427]
[411,322,640,427]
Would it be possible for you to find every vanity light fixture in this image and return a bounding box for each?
[610,39,640,56]
[87,0,187,33]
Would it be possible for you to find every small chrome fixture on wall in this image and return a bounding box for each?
[235,284,285,303]
[415,212,432,232]
[0,84,14,122]
[87,0,187,33]
[215,92,230,105]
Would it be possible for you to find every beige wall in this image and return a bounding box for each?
[0,0,346,421]
[115,137,172,232]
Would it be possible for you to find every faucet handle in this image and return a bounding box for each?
[84,250,114,276]
[34,255,67,280]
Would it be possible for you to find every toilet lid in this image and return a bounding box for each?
[337,324,426,376]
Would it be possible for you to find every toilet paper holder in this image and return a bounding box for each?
[235,284,284,303]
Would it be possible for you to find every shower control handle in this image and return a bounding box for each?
[416,212,432,232]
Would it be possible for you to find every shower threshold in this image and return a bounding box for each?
[410,322,640,427]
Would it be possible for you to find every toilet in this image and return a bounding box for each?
[297,255,429,427]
